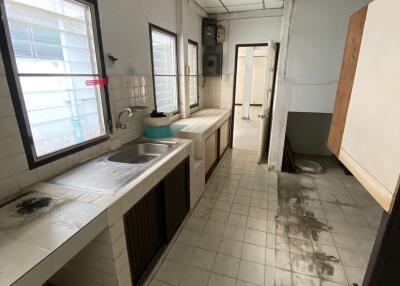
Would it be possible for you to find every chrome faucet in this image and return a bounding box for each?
[116,105,148,129]
[116,106,136,129]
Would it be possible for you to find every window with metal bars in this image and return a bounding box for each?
[149,24,179,114]
[0,0,111,169]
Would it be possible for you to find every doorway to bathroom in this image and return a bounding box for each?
[231,42,279,163]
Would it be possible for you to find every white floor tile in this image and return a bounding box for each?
[241,243,266,264]
[203,220,226,236]
[208,273,236,286]
[179,266,210,286]
[189,248,216,271]
[197,233,222,252]
[213,254,240,278]
[155,260,186,285]
[167,242,194,264]
[219,238,243,258]
[275,268,292,286]
[224,225,246,241]
[228,213,248,227]
[246,217,267,232]
[238,260,265,286]
[244,229,266,247]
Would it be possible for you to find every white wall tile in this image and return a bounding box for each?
[18,170,38,189]
[0,116,19,138]
[0,96,15,117]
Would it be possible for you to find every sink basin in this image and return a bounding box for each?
[50,140,181,195]
[107,143,170,164]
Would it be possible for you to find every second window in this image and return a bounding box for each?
[149,24,179,114]
[188,40,198,107]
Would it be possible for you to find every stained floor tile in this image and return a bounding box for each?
[148,150,383,286]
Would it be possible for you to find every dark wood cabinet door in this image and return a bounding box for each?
[164,159,190,241]
[124,185,164,284]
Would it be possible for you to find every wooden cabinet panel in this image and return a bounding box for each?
[164,159,190,241]
[124,158,190,284]
[327,7,368,156]
[205,132,218,174]
[124,185,164,283]
[219,119,230,157]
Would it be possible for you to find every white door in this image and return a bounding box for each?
[257,41,277,163]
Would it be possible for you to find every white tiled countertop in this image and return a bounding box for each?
[0,138,193,286]
[173,108,231,140]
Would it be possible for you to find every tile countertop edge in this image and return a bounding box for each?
[13,211,108,286]
[0,138,193,286]
[174,108,232,140]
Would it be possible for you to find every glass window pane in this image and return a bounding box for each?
[188,42,198,106]
[151,26,178,113]
[3,0,108,160]
[20,76,106,157]
[154,75,178,113]
[151,29,177,76]
[5,0,98,75]
[189,76,198,106]
[188,42,197,76]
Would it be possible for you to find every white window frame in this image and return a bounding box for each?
[0,0,112,169]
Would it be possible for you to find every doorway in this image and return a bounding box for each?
[230,43,279,161]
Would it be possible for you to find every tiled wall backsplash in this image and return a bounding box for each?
[201,74,234,109]
[0,54,155,202]
[201,77,221,108]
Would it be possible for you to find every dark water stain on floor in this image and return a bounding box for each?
[277,173,341,279]
[313,251,340,276]
[277,174,332,241]
[16,197,53,215]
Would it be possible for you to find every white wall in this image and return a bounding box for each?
[285,0,373,113]
[269,0,373,170]
[221,14,283,75]
[98,0,177,75]
[202,10,283,109]
[183,1,203,73]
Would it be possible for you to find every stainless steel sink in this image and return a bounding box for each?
[107,143,170,164]
[50,140,181,195]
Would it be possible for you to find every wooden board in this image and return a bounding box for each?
[327,6,368,156]
[339,0,400,212]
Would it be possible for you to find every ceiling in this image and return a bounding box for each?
[195,0,284,14]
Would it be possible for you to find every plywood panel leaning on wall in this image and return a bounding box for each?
[328,0,400,212]
[327,6,368,156]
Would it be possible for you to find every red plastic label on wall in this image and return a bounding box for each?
[85,77,108,86]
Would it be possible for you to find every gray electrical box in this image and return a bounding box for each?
[203,52,222,77]
[202,18,217,46]
[202,18,222,76]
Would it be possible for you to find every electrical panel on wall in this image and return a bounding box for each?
[202,18,223,77]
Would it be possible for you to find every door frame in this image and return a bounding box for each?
[229,43,280,153]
